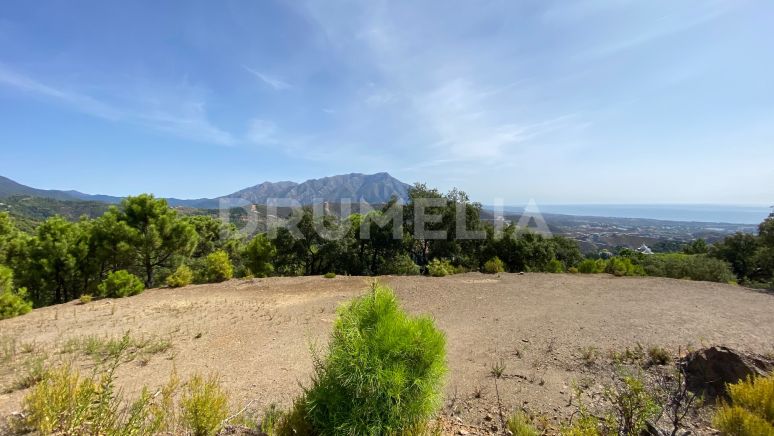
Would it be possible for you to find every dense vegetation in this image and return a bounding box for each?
[1,184,771,319]
[303,284,447,434]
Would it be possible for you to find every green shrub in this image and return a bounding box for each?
[508,411,540,436]
[605,257,645,277]
[323,272,336,279]
[483,257,505,274]
[1,288,32,320]
[568,267,579,274]
[646,346,672,366]
[243,234,276,277]
[166,265,194,288]
[578,259,601,274]
[303,283,447,434]
[181,374,229,436]
[23,364,169,434]
[545,258,565,273]
[202,250,233,283]
[97,270,144,298]
[0,265,32,320]
[78,294,93,305]
[381,253,420,276]
[714,374,774,435]
[641,253,735,283]
[427,258,454,277]
[602,372,659,435]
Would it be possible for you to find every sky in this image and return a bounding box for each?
[0,0,773,205]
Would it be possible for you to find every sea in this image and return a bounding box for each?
[501,204,772,225]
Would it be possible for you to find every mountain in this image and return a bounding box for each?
[0,172,411,208]
[223,173,410,206]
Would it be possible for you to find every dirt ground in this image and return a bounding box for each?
[1,273,773,434]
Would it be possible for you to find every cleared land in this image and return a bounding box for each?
[2,273,773,434]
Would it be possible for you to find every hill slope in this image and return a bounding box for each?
[0,172,411,208]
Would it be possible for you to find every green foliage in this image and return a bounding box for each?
[602,372,660,435]
[323,272,336,279]
[483,256,505,274]
[683,238,709,254]
[21,352,227,436]
[242,234,276,277]
[714,374,774,435]
[427,258,454,277]
[545,258,565,273]
[646,346,672,366]
[120,195,199,287]
[507,412,540,436]
[0,288,32,320]
[202,250,233,283]
[0,265,32,320]
[97,270,144,298]
[303,284,447,435]
[381,253,420,276]
[180,374,229,436]
[578,259,603,274]
[641,253,735,283]
[710,232,761,282]
[78,294,93,304]
[166,265,194,288]
[604,257,645,277]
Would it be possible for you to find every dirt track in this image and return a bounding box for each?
[2,273,773,433]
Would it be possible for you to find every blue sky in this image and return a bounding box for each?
[0,0,772,204]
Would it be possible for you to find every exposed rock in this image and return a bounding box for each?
[680,346,774,399]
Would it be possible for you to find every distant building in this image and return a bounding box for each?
[635,244,653,255]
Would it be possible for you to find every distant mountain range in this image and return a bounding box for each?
[0,172,411,208]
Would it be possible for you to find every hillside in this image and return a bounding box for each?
[0,172,411,208]
[0,196,110,231]
[1,273,772,434]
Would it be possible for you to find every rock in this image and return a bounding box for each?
[457,430,469,435]
[484,413,493,421]
[680,346,774,399]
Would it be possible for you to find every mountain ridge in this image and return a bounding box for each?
[0,172,411,208]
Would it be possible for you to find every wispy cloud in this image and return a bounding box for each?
[243,66,292,90]
[0,65,235,146]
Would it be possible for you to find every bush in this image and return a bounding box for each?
[181,374,229,436]
[243,234,276,277]
[202,250,233,283]
[568,267,579,274]
[605,257,645,277]
[427,258,454,277]
[483,257,505,274]
[0,265,32,320]
[603,372,660,435]
[641,253,735,283]
[323,272,336,279]
[21,354,229,436]
[1,288,32,320]
[78,294,93,305]
[545,258,565,273]
[381,253,420,276]
[714,374,774,435]
[303,283,447,434]
[647,346,672,366]
[508,412,540,436]
[166,264,194,288]
[97,270,144,298]
[578,259,602,274]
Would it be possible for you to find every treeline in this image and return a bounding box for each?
[1,182,771,319]
[0,185,584,314]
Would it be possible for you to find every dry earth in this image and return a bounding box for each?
[1,273,773,434]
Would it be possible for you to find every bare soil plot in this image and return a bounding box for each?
[1,273,773,434]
